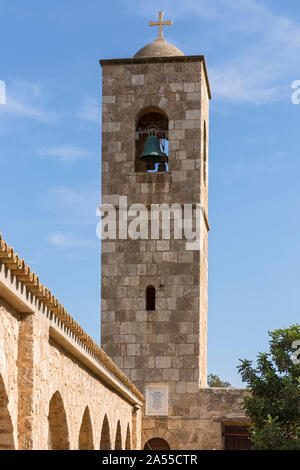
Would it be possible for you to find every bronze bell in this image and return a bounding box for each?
[140,135,166,164]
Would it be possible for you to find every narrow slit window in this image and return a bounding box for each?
[146,286,156,311]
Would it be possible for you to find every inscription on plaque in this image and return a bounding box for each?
[146,384,169,416]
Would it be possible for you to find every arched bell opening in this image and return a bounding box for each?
[135,107,169,173]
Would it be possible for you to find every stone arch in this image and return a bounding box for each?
[125,423,131,450]
[142,428,179,451]
[0,374,14,450]
[100,414,111,450]
[114,420,122,450]
[48,391,70,450]
[135,105,169,128]
[78,406,94,450]
[144,438,170,450]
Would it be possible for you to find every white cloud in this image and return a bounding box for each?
[47,232,94,249]
[37,145,93,164]
[209,63,281,104]
[77,97,100,123]
[219,151,285,184]
[124,0,268,27]
[125,0,300,103]
[41,185,100,225]
[0,80,58,123]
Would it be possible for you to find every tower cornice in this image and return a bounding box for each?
[100,55,212,99]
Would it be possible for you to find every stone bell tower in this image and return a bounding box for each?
[100,12,211,450]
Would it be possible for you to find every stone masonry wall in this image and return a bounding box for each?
[0,285,142,450]
[0,297,19,449]
[32,307,136,450]
[142,388,249,450]
[100,57,211,449]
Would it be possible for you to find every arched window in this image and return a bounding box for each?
[135,107,168,173]
[146,286,156,311]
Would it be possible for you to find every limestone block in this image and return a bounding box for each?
[162,369,179,381]
[170,83,184,92]
[101,242,116,253]
[179,344,195,356]
[187,92,201,101]
[184,83,195,92]
[131,75,144,85]
[155,357,171,369]
[102,95,116,104]
[186,109,201,120]
[186,382,199,394]
[127,344,141,356]
[102,122,121,132]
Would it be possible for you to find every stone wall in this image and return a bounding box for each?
[0,297,19,449]
[32,308,138,450]
[0,259,143,450]
[197,388,250,450]
[100,56,212,449]
[142,388,249,450]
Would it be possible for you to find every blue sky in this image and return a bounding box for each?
[0,0,300,386]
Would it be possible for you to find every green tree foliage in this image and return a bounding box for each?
[237,324,300,450]
[207,373,231,388]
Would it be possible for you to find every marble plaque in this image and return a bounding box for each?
[146,384,169,416]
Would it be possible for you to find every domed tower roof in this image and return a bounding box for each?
[134,11,184,59]
[134,38,184,59]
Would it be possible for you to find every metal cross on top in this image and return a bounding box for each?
[149,11,173,40]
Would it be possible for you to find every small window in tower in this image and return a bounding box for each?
[146,286,156,311]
